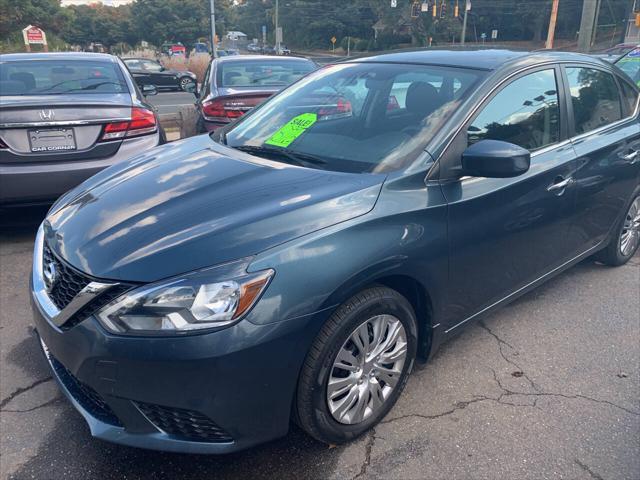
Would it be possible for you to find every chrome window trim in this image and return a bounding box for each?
[0,118,131,129]
[32,224,116,327]
[436,59,640,166]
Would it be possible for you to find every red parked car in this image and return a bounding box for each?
[193,55,317,132]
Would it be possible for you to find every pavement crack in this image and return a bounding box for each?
[0,377,53,410]
[575,459,604,480]
[479,321,541,392]
[1,396,62,413]
[353,428,376,480]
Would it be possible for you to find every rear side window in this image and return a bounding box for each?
[619,79,639,117]
[468,69,560,151]
[566,67,622,134]
[0,59,128,95]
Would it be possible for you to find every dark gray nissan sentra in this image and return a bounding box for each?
[31,50,640,453]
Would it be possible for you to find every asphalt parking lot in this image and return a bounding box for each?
[1,208,638,480]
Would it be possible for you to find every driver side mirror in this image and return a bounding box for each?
[141,84,158,96]
[461,140,530,178]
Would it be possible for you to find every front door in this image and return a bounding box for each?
[439,66,579,329]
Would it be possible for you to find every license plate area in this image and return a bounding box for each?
[29,128,77,153]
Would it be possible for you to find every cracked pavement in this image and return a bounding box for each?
[1,209,639,480]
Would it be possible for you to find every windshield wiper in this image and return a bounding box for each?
[233,145,327,168]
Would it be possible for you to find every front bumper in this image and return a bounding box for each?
[32,290,321,454]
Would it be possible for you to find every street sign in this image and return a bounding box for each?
[331,36,337,44]
[22,25,47,52]
[480,33,487,39]
[491,29,498,39]
[411,1,421,17]
[391,0,397,7]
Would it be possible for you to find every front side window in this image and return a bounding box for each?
[224,62,485,173]
[468,69,560,151]
[566,67,622,134]
[142,60,162,72]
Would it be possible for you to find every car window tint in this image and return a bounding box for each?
[125,60,142,70]
[619,79,639,117]
[217,60,315,87]
[566,67,622,134]
[389,70,476,112]
[468,69,560,151]
[143,61,162,72]
[0,59,128,95]
[616,48,640,86]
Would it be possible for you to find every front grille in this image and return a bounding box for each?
[48,353,122,426]
[42,242,133,329]
[62,284,131,330]
[135,402,233,443]
[43,243,91,310]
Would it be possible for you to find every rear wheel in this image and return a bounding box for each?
[596,189,640,266]
[179,76,194,91]
[296,286,417,444]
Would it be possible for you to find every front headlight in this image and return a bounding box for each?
[96,259,273,335]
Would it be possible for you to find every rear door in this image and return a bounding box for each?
[439,66,580,328]
[141,60,175,88]
[562,64,640,251]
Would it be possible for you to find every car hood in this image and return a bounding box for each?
[44,135,384,282]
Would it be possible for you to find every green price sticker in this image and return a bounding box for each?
[265,113,317,148]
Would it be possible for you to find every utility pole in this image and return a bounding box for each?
[545,0,560,49]
[275,0,280,55]
[461,0,469,45]
[577,0,599,52]
[209,0,217,58]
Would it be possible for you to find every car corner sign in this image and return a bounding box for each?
[22,25,48,51]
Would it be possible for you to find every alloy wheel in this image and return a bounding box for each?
[326,314,408,425]
[620,196,640,256]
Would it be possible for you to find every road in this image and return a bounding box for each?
[147,91,195,115]
[1,210,639,480]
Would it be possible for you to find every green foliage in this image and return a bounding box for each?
[0,0,632,54]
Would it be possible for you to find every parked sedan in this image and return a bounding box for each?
[195,55,316,132]
[122,57,196,91]
[0,52,162,206]
[31,50,639,454]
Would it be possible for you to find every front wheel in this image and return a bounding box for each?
[296,286,417,445]
[179,77,194,91]
[596,189,640,266]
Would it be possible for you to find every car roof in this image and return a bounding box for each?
[350,48,608,71]
[0,52,117,63]
[215,55,313,63]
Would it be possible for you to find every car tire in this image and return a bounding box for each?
[179,76,193,91]
[595,187,640,266]
[295,286,417,445]
[158,126,167,145]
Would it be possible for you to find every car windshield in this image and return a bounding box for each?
[0,59,128,95]
[217,59,315,87]
[224,62,484,173]
[616,48,640,85]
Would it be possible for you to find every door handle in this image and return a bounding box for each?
[621,150,639,163]
[547,176,573,194]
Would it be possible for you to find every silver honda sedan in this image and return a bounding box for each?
[0,52,163,206]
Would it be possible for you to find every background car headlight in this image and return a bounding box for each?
[96,259,273,334]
